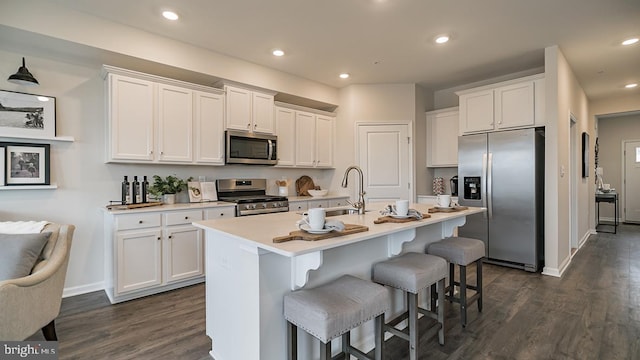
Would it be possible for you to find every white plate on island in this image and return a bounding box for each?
[390,214,411,219]
[298,224,333,234]
[435,205,454,209]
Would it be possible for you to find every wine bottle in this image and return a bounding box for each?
[132,176,140,204]
[142,176,149,203]
[121,176,130,204]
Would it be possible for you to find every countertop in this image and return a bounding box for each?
[286,194,348,201]
[193,202,484,257]
[104,201,235,215]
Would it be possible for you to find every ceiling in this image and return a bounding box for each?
[52,0,639,101]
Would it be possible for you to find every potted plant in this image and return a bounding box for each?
[148,175,192,204]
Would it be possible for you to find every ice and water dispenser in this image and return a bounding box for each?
[463,177,481,200]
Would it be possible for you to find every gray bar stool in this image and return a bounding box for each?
[372,252,447,360]
[284,274,389,360]
[427,237,485,327]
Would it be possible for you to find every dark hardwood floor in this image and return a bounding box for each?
[28,224,640,359]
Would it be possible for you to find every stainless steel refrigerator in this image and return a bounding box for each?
[457,128,544,272]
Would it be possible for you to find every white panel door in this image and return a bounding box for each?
[295,111,316,167]
[624,140,640,223]
[495,81,535,129]
[157,84,193,162]
[252,92,275,134]
[275,107,296,166]
[315,115,334,167]
[117,229,162,294]
[165,225,203,283]
[357,124,411,203]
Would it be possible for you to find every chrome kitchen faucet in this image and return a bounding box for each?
[341,165,366,214]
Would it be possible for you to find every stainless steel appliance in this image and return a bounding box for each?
[457,128,544,272]
[225,130,277,165]
[216,178,289,216]
[450,176,458,196]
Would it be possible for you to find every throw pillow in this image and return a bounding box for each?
[0,232,51,281]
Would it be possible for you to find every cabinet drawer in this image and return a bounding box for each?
[308,200,330,209]
[289,201,308,212]
[205,207,236,219]
[116,213,161,231]
[329,198,349,207]
[165,210,203,226]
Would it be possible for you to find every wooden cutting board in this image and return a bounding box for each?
[374,215,429,224]
[273,223,368,243]
[295,175,315,196]
[427,206,468,213]
[106,201,163,210]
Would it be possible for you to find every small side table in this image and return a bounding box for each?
[595,191,619,234]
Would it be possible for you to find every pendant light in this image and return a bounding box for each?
[7,57,39,86]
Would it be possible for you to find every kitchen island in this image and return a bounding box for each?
[193,203,484,360]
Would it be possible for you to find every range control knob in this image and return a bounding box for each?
[247,204,256,210]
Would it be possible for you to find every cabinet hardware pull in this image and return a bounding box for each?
[184,216,189,219]
[169,235,172,239]
[157,237,161,240]
[220,213,224,216]
[247,123,251,128]
[139,220,143,224]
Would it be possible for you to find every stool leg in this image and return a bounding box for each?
[449,263,455,301]
[374,313,384,360]
[460,264,467,327]
[320,341,331,360]
[408,292,418,360]
[342,331,350,359]
[287,321,297,360]
[437,278,445,345]
[430,283,437,311]
[477,259,483,312]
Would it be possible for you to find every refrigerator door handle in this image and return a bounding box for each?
[487,152,493,219]
[482,153,488,218]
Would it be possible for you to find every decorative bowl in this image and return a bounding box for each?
[308,189,328,197]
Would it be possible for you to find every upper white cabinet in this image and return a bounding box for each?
[275,103,335,168]
[104,66,225,165]
[223,84,275,134]
[426,107,459,167]
[457,74,544,135]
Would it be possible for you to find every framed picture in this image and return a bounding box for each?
[3,142,50,185]
[0,146,5,186]
[582,132,589,178]
[188,181,202,203]
[0,90,56,139]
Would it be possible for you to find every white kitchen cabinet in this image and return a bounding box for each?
[289,201,308,212]
[457,74,544,135]
[288,196,349,213]
[295,111,335,168]
[223,84,275,134]
[275,106,296,166]
[194,91,225,164]
[104,66,225,165]
[157,83,193,162]
[426,107,459,167]
[104,205,228,304]
[329,198,349,207]
[308,199,330,209]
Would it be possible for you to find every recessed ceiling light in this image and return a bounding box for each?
[272,49,285,57]
[625,83,638,89]
[622,38,639,46]
[339,73,350,79]
[435,35,450,44]
[162,11,179,21]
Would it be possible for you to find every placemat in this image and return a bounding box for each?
[427,206,468,213]
[374,215,429,224]
[273,223,368,243]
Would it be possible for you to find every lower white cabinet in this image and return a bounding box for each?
[105,206,228,304]
[289,197,349,212]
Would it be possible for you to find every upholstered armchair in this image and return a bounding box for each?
[0,223,75,340]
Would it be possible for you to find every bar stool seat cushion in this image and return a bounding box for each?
[373,253,447,294]
[427,237,485,266]
[284,275,389,343]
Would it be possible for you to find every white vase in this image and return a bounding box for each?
[163,194,176,205]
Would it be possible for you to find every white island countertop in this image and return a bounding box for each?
[193,202,484,258]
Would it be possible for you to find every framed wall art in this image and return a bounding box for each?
[0,146,4,186]
[0,90,56,139]
[582,132,589,178]
[2,142,50,185]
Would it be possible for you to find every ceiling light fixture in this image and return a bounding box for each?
[435,35,450,44]
[625,83,638,89]
[272,49,285,57]
[7,57,39,86]
[339,73,350,79]
[162,11,179,21]
[622,38,639,46]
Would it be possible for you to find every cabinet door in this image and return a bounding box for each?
[315,115,334,167]
[157,84,193,162]
[116,229,162,294]
[275,107,296,166]
[295,111,316,167]
[108,74,155,161]
[194,91,225,164]
[428,110,459,167]
[252,92,275,134]
[225,86,252,131]
[495,81,534,129]
[205,207,236,219]
[459,89,494,134]
[164,225,203,283]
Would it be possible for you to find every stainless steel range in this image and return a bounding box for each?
[216,178,289,216]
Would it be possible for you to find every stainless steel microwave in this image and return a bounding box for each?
[225,130,278,165]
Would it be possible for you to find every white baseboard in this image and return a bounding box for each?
[542,254,571,278]
[578,230,591,249]
[62,281,104,298]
